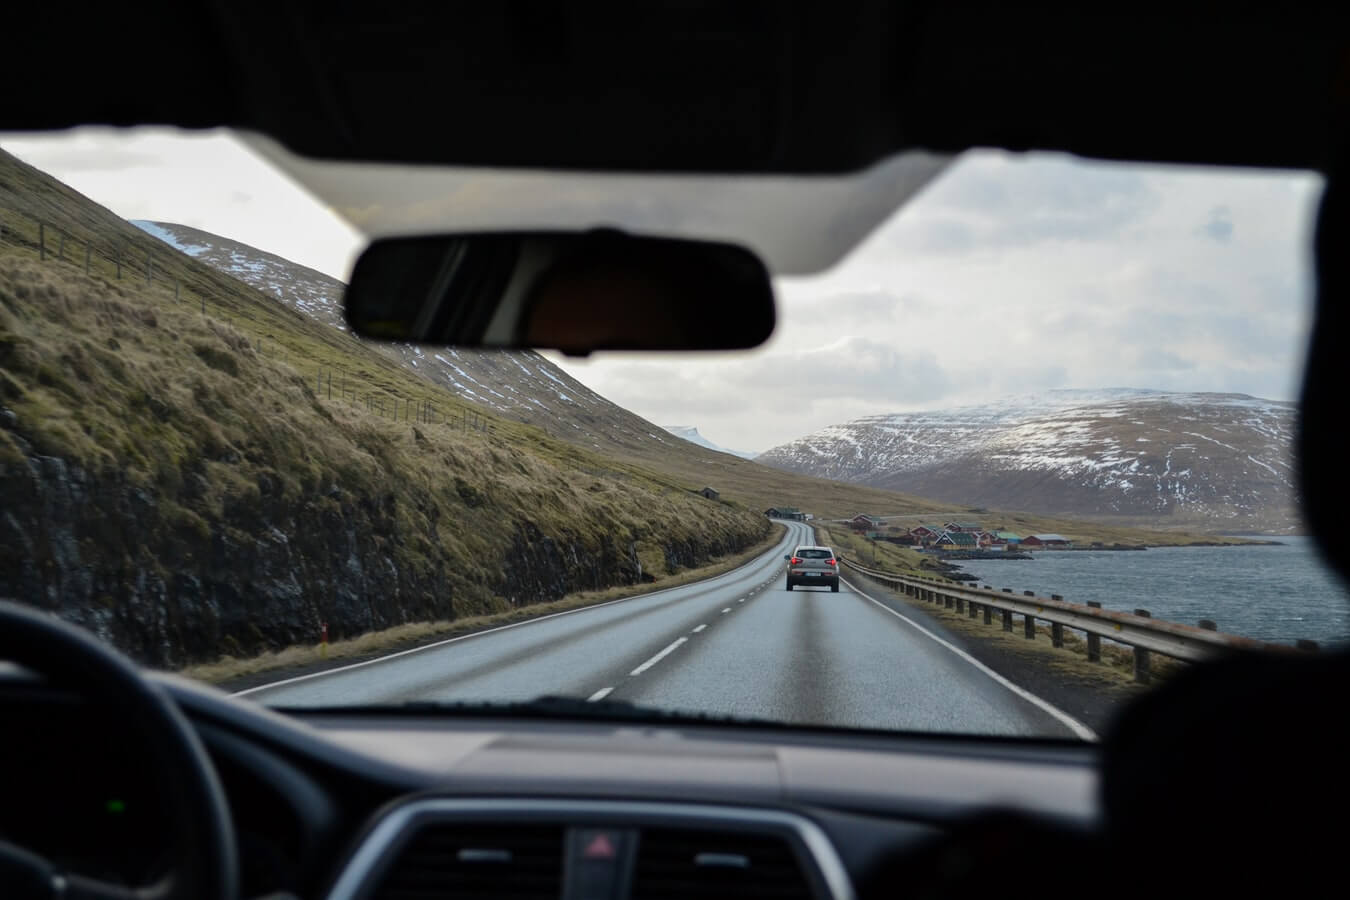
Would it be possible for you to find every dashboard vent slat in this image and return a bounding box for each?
[632,827,815,900]
[372,824,565,900]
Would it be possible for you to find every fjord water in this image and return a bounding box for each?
[959,536,1350,647]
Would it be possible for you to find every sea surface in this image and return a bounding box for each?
[956,536,1350,647]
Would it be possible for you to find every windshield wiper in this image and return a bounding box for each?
[284,694,781,727]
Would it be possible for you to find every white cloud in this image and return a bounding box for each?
[1,128,363,281]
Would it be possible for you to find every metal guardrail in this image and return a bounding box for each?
[839,557,1318,683]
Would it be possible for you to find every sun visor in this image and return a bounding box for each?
[239,131,950,279]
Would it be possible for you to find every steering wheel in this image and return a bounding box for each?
[0,600,238,900]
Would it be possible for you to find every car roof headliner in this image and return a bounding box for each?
[5,2,1346,176]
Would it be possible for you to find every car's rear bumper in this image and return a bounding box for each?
[786,572,839,587]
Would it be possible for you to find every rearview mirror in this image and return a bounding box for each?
[343,230,775,355]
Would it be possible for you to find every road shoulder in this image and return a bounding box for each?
[843,575,1147,737]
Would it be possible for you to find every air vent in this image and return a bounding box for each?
[371,824,565,900]
[631,827,815,900]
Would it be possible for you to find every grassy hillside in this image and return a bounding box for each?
[0,148,770,666]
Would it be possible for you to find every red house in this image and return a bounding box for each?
[910,524,942,542]
[1022,533,1072,549]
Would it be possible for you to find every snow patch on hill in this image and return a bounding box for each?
[758,390,1297,531]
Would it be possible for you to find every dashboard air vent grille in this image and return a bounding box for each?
[631,826,815,900]
[372,823,565,900]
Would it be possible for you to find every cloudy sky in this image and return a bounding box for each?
[1,129,1323,454]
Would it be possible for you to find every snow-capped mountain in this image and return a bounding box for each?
[130,221,691,456]
[757,389,1298,532]
[661,426,757,460]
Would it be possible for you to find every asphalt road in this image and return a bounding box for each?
[244,521,1080,737]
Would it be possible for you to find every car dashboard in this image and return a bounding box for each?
[0,670,1099,900]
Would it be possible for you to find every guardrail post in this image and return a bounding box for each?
[1133,609,1152,683]
[1087,602,1102,661]
[1199,619,1216,631]
[1002,610,1013,632]
[1022,591,1038,638]
[1049,596,1064,647]
[983,605,992,625]
[968,600,978,619]
[945,594,954,610]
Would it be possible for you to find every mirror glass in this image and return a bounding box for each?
[344,230,776,355]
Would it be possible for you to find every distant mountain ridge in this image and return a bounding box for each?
[131,220,701,458]
[660,425,757,460]
[757,389,1298,532]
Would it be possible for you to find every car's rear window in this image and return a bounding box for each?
[797,549,833,559]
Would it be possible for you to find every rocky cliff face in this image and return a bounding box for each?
[0,434,765,667]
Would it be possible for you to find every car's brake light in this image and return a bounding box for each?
[790,557,802,565]
[827,558,837,566]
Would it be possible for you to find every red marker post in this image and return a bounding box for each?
[320,622,329,659]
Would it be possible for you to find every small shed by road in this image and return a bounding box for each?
[698,486,720,501]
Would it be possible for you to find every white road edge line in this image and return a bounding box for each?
[721,608,732,614]
[692,624,708,633]
[630,638,687,676]
[234,528,797,697]
[841,576,1100,742]
[587,687,614,702]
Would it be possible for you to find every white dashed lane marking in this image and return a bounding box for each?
[630,638,688,676]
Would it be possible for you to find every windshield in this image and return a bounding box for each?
[0,129,1343,741]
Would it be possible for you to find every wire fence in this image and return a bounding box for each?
[313,367,493,433]
[0,209,498,439]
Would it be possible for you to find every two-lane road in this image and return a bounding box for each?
[245,521,1084,737]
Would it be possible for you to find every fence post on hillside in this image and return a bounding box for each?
[1086,601,1103,661]
[1133,609,1152,683]
[327,372,332,400]
[115,244,121,278]
[38,223,45,260]
[200,293,205,315]
[85,242,91,274]
[58,231,65,260]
